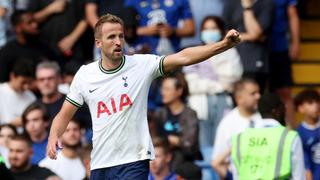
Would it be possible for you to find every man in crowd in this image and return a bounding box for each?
[40,119,86,180]
[0,60,36,127]
[9,135,59,180]
[0,10,53,82]
[22,102,49,164]
[212,78,262,178]
[36,61,91,129]
[148,137,176,180]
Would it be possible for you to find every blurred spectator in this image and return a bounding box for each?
[295,89,320,180]
[58,60,82,94]
[184,15,242,180]
[175,161,202,180]
[22,102,49,164]
[0,60,36,127]
[0,0,13,49]
[40,119,86,180]
[184,15,242,151]
[15,0,30,10]
[35,61,92,130]
[216,93,304,179]
[28,0,88,66]
[85,1,144,59]
[155,72,201,170]
[181,0,224,48]
[148,137,177,180]
[269,0,300,128]
[223,0,274,90]
[0,153,15,180]
[9,135,59,180]
[0,10,52,82]
[36,61,64,122]
[211,78,261,179]
[0,124,17,167]
[125,0,195,55]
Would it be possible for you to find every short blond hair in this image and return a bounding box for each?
[94,14,124,39]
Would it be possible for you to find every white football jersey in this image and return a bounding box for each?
[66,54,165,170]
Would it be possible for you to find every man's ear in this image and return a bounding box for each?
[95,38,101,48]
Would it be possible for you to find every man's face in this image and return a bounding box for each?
[95,23,125,61]
[36,68,60,97]
[61,121,81,148]
[19,13,38,35]
[25,109,48,139]
[10,74,33,93]
[9,140,32,170]
[237,83,261,113]
[299,101,320,120]
[150,147,171,175]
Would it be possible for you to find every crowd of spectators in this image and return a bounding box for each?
[0,0,318,180]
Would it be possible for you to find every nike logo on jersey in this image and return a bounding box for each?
[89,88,99,93]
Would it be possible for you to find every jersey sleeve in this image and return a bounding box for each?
[66,66,84,108]
[140,54,166,79]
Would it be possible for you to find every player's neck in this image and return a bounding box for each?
[168,100,185,115]
[101,56,123,71]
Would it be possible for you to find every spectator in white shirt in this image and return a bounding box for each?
[40,119,85,180]
[211,78,262,178]
[0,60,36,127]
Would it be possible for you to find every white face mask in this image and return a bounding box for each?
[201,30,222,44]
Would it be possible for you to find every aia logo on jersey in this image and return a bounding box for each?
[97,94,133,118]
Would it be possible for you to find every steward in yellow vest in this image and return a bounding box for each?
[231,126,297,179]
[230,93,305,180]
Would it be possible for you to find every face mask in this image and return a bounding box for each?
[201,30,222,44]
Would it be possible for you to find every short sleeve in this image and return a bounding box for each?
[66,66,84,108]
[138,54,166,79]
[180,0,193,19]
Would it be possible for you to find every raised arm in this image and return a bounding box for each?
[163,29,240,73]
[47,100,78,159]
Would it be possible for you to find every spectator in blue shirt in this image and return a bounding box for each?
[22,102,49,165]
[125,0,195,55]
[148,137,177,180]
[269,0,300,128]
[295,89,320,180]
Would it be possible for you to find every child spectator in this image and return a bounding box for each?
[295,89,320,180]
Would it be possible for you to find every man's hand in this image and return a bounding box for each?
[58,35,76,54]
[46,134,62,160]
[289,41,300,60]
[159,24,174,37]
[224,29,241,47]
[47,0,66,14]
